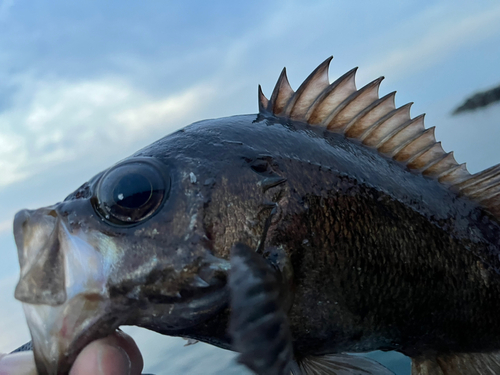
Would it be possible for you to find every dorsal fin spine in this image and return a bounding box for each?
[258,85,269,113]
[286,56,333,120]
[470,186,500,201]
[359,103,412,145]
[480,191,500,206]
[306,67,358,124]
[406,141,441,167]
[377,114,424,155]
[393,127,436,162]
[343,91,397,139]
[411,142,446,170]
[457,164,500,190]
[325,77,384,131]
[460,170,500,196]
[422,152,458,177]
[260,58,500,219]
[438,163,470,185]
[419,150,452,174]
[269,68,294,115]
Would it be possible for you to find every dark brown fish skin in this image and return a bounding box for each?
[144,113,500,360]
[15,111,500,373]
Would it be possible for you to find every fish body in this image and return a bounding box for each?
[12,58,500,374]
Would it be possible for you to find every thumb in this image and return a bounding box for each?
[70,330,143,375]
[0,351,37,375]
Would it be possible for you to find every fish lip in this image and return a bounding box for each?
[139,284,230,333]
[134,257,231,332]
[15,210,119,375]
[145,275,227,305]
[23,296,125,375]
[16,204,231,370]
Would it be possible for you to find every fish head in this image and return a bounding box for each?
[12,150,239,374]
[13,115,287,374]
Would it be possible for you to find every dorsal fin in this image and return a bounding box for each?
[267,68,294,115]
[259,58,500,220]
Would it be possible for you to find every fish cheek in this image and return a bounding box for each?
[104,177,219,299]
[203,170,273,259]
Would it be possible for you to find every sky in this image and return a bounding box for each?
[1,1,500,374]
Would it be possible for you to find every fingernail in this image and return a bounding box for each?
[97,344,131,375]
[70,339,131,375]
[0,352,37,375]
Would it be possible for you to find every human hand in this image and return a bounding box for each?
[0,330,144,375]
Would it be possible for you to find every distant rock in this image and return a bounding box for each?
[453,84,500,115]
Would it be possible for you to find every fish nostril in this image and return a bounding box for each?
[14,209,30,226]
[13,209,31,245]
[13,208,59,273]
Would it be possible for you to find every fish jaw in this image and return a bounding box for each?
[13,207,124,375]
[134,253,231,333]
[13,203,232,374]
[21,297,119,375]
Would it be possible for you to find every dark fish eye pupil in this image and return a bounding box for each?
[112,173,152,209]
[95,158,169,225]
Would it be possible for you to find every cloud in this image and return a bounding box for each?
[113,84,214,139]
[0,132,28,187]
[0,275,30,353]
[0,76,216,188]
[358,3,500,82]
[0,220,11,235]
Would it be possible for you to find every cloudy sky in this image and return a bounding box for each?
[1,1,500,374]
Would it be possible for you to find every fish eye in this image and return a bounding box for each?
[94,158,169,225]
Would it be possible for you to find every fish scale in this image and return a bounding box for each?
[11,58,500,375]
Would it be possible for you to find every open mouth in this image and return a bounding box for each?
[23,279,231,375]
[23,266,230,375]
[145,276,227,305]
[130,263,230,333]
[23,296,124,375]
[14,204,232,374]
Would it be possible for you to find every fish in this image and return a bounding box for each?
[453,83,500,115]
[12,56,500,375]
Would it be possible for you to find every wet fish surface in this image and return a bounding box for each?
[12,57,500,375]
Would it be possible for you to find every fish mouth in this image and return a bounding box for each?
[22,298,124,375]
[14,208,123,374]
[23,271,229,375]
[146,280,227,305]
[13,207,231,374]
[134,260,230,333]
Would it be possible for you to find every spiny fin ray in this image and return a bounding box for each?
[421,152,458,177]
[344,91,397,139]
[361,103,413,147]
[306,67,358,124]
[259,58,500,219]
[286,56,332,121]
[268,68,294,115]
[412,351,500,375]
[326,77,384,131]
[258,85,268,113]
[294,353,394,375]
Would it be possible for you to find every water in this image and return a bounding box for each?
[121,326,412,375]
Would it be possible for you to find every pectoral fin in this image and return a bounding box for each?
[412,351,500,375]
[294,354,394,375]
[229,243,294,375]
[11,341,33,353]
